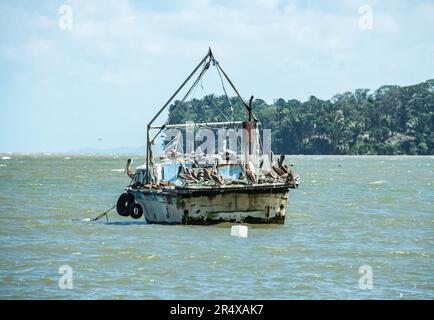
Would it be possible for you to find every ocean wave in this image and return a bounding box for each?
[391,250,430,258]
[369,180,387,185]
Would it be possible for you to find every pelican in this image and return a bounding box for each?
[178,173,198,184]
[202,167,213,181]
[178,163,198,183]
[244,163,258,184]
[211,173,224,185]
[186,166,199,180]
[264,169,278,179]
[272,164,286,177]
[183,164,195,177]
[277,154,290,174]
[191,169,200,180]
[281,164,290,174]
[209,165,224,185]
[278,154,285,167]
[286,171,300,186]
[210,171,224,185]
[125,159,135,179]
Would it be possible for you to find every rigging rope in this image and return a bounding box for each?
[180,60,210,104]
[200,79,232,122]
[92,204,116,221]
[215,60,235,120]
[173,54,246,127]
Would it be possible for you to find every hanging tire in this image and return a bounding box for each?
[128,203,143,219]
[116,193,130,216]
[125,193,134,205]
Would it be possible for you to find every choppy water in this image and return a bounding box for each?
[0,154,432,299]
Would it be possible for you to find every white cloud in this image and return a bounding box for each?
[1,0,433,151]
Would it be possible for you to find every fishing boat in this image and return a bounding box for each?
[115,48,300,225]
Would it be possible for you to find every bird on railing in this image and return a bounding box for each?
[278,154,285,167]
[183,164,200,180]
[202,167,213,181]
[277,154,291,173]
[209,165,225,186]
[125,159,136,179]
[178,162,198,184]
[264,169,278,180]
[286,171,300,187]
[178,173,198,184]
[244,163,258,184]
[211,173,224,185]
[272,164,286,177]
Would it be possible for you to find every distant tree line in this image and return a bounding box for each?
[166,79,434,155]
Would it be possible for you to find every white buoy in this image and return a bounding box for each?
[230,225,248,238]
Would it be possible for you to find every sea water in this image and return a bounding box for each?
[0,154,432,299]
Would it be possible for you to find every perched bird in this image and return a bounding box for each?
[209,165,224,185]
[286,171,300,186]
[211,173,224,185]
[281,164,290,174]
[125,159,135,179]
[184,165,199,180]
[244,163,258,184]
[178,173,198,184]
[264,169,278,179]
[272,164,286,177]
[277,154,291,174]
[178,162,198,184]
[202,167,213,181]
[191,169,200,180]
[183,164,194,176]
[278,154,285,168]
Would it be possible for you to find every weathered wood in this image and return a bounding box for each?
[130,185,290,225]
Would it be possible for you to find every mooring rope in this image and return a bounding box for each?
[92,204,116,222]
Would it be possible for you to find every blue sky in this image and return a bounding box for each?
[0,0,433,152]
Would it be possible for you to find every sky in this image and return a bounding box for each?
[0,0,433,152]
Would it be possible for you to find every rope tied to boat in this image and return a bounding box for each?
[92,204,116,221]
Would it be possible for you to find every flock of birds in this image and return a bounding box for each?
[176,154,299,186]
[126,152,300,187]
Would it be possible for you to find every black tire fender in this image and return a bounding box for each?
[116,193,131,217]
[128,202,143,219]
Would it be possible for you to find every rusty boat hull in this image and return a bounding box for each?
[128,183,293,225]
